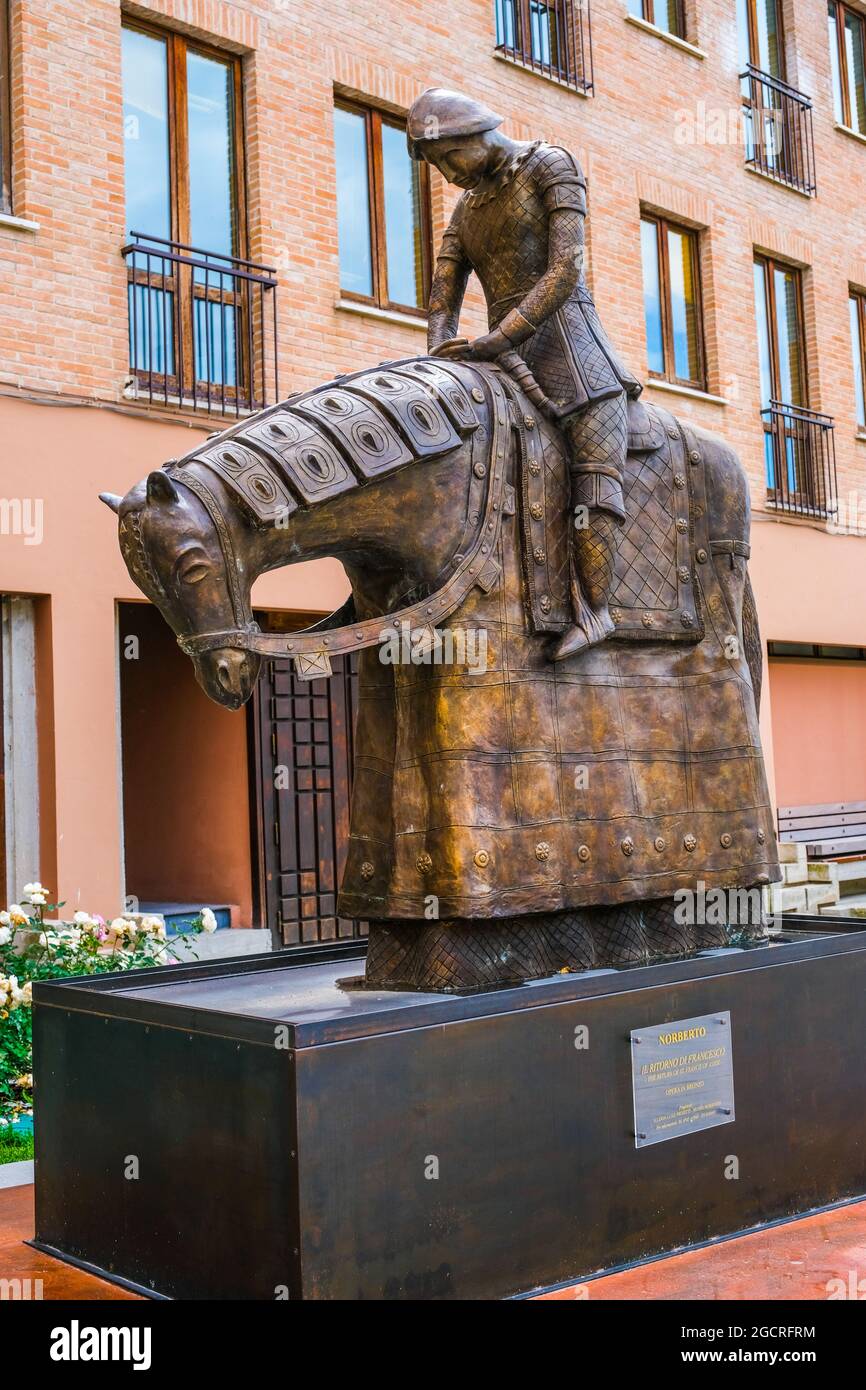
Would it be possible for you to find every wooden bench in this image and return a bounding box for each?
[777,802,866,859]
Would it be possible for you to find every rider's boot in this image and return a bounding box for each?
[549,393,628,662]
[550,507,620,660]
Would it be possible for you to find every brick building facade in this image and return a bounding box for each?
[1,0,865,932]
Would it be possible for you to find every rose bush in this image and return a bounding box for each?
[0,881,217,1128]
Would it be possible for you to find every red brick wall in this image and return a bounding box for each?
[2,0,865,504]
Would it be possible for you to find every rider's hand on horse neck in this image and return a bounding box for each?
[430,337,470,359]
[432,331,510,362]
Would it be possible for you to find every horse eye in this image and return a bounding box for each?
[181,562,210,586]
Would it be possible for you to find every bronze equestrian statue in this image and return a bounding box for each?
[101,90,780,992]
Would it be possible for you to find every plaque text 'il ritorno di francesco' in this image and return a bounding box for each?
[631,1011,735,1149]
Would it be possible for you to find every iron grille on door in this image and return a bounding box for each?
[255,651,365,948]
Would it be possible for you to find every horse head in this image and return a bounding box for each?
[100,470,261,710]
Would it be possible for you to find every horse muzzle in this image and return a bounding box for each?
[195,648,261,709]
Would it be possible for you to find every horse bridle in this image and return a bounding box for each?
[172,367,515,679]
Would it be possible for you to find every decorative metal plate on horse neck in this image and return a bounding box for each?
[346,369,464,456]
[389,359,482,434]
[292,387,414,480]
[183,437,298,525]
[171,359,482,526]
[244,410,359,502]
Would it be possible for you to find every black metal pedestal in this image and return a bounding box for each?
[31,924,866,1300]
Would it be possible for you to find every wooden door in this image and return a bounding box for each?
[253,650,365,948]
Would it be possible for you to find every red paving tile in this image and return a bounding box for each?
[0,1184,139,1300]
[535,1200,866,1300]
[3,1179,864,1300]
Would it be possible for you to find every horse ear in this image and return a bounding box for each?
[99,492,123,514]
[146,470,180,505]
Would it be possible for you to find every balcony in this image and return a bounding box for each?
[121,233,279,417]
[740,67,816,197]
[494,0,593,95]
[762,402,837,518]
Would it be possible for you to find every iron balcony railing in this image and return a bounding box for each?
[121,232,279,417]
[762,402,837,518]
[494,0,593,94]
[741,66,817,197]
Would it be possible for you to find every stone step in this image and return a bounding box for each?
[806,883,838,911]
[805,861,839,886]
[782,861,810,885]
[777,841,807,868]
[765,883,808,914]
[834,856,866,883]
[798,858,866,898]
[818,896,866,919]
[778,856,839,889]
[169,929,272,960]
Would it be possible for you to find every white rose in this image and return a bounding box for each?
[0,926,10,946]
[73,910,91,925]
[21,883,39,896]
[29,891,47,906]
[0,911,10,925]
[109,917,128,932]
[200,908,218,934]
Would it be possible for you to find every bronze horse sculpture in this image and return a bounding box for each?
[102,355,780,990]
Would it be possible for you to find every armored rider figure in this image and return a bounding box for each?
[407,88,641,657]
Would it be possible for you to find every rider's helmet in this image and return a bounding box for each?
[407,88,504,160]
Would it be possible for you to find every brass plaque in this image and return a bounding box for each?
[631,1010,734,1148]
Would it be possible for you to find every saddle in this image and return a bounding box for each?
[518,395,709,643]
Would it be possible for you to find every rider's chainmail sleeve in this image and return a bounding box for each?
[534,145,587,214]
[427,205,471,351]
[502,208,584,343]
[498,147,588,342]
